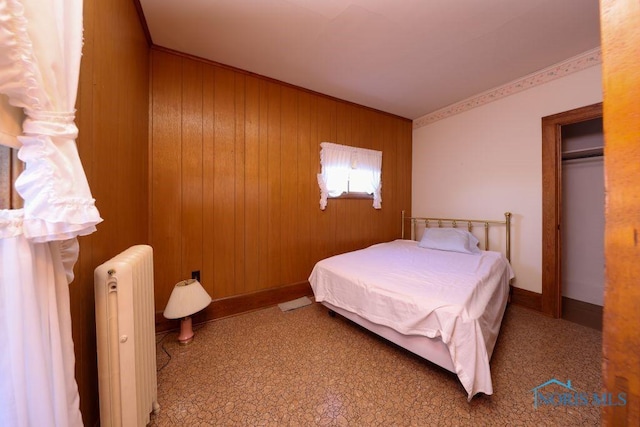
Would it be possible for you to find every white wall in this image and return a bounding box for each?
[412,65,602,293]
[562,156,604,305]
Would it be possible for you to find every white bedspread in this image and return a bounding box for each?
[309,239,514,400]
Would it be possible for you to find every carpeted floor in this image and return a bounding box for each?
[149,302,602,426]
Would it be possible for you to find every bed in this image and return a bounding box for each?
[308,211,514,401]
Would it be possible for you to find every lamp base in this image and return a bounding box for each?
[177,316,194,345]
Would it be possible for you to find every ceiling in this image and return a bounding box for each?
[139,0,601,120]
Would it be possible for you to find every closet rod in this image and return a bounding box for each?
[562,147,604,160]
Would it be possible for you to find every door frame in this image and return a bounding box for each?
[541,102,603,317]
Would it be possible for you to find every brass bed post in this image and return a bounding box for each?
[412,218,417,241]
[505,212,512,263]
[484,222,489,251]
[401,210,405,239]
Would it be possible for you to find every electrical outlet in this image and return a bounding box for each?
[191,270,201,281]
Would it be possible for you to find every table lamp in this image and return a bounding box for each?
[163,278,212,345]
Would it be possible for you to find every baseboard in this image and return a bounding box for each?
[155,281,313,332]
[561,296,603,330]
[510,287,543,312]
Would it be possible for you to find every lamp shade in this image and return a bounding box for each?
[163,279,212,319]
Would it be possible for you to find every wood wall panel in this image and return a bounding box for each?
[382,115,398,240]
[296,91,314,278]
[234,74,247,295]
[258,79,270,291]
[73,0,96,419]
[73,0,150,424]
[281,86,299,286]
[182,60,204,283]
[202,65,216,298]
[315,97,338,262]
[244,76,261,293]
[334,103,351,255]
[267,82,283,290]
[150,51,183,308]
[150,48,412,319]
[213,66,236,298]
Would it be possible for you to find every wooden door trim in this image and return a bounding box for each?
[541,102,602,317]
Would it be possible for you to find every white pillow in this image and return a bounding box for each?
[418,228,481,254]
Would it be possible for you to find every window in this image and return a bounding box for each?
[0,146,23,209]
[317,142,382,210]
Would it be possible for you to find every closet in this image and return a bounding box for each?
[560,118,604,329]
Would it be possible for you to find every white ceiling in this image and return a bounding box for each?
[139,0,601,120]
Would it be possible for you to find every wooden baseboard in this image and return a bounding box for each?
[561,296,603,330]
[155,281,313,332]
[510,287,543,312]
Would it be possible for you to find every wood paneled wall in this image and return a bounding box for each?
[73,0,150,424]
[150,48,412,318]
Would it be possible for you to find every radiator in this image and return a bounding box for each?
[94,245,160,427]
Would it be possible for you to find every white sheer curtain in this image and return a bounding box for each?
[0,0,102,426]
[317,142,382,210]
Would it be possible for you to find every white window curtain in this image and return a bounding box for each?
[0,1,102,426]
[317,142,382,210]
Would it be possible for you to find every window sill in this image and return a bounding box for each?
[328,192,373,200]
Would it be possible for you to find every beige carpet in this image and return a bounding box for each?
[150,302,602,426]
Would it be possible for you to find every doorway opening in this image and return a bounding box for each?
[541,102,603,324]
[560,118,604,330]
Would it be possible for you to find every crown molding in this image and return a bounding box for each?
[413,47,602,129]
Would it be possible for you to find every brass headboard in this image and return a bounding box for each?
[401,210,512,262]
